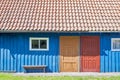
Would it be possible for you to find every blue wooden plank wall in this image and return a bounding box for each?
[0,32,120,72]
[0,33,59,72]
[100,34,120,72]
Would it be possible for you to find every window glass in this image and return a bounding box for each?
[113,40,120,49]
[112,38,120,51]
[40,40,47,49]
[32,40,39,49]
[30,38,49,50]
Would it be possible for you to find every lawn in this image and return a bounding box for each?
[0,73,120,80]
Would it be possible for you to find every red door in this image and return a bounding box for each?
[80,36,100,72]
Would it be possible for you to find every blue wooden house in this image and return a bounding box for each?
[0,0,120,73]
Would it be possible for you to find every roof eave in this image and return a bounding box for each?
[0,30,120,33]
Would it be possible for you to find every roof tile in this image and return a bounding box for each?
[0,0,120,32]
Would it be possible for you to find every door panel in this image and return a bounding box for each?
[81,36,100,72]
[60,36,79,72]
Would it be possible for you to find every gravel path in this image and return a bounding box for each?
[13,72,120,76]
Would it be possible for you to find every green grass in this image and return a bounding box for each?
[0,73,120,80]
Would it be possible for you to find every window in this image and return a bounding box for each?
[30,38,49,51]
[111,38,120,51]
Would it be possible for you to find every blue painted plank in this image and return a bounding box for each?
[116,52,119,72]
[14,54,17,72]
[119,53,120,71]
[105,50,109,72]
[108,51,112,72]
[112,52,115,72]
[100,36,105,72]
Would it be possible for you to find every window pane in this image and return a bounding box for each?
[40,40,47,49]
[113,40,120,49]
[32,40,39,49]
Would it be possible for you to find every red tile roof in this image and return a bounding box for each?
[0,0,120,32]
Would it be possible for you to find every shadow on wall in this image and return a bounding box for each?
[0,48,59,73]
[101,50,109,56]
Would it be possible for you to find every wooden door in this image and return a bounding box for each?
[60,36,79,72]
[80,36,100,72]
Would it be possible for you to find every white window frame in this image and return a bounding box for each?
[111,38,120,51]
[29,37,49,51]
